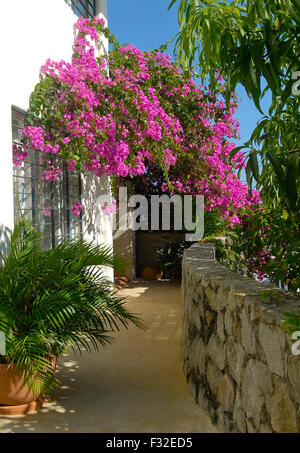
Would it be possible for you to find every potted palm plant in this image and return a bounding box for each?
[0,217,141,415]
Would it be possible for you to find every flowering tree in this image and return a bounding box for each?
[14,17,259,223]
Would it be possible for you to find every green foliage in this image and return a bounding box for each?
[170,0,300,220]
[170,0,300,336]
[260,289,285,302]
[236,96,300,220]
[214,207,300,335]
[157,240,193,279]
[202,208,227,238]
[214,234,254,281]
[282,311,300,338]
[264,240,300,291]
[170,0,300,108]
[215,205,299,288]
[0,217,142,397]
[155,208,226,279]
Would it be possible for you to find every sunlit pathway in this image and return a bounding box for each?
[0,280,217,433]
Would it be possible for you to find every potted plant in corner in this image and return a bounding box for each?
[0,217,141,415]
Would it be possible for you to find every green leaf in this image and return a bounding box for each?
[168,0,178,11]
[286,164,297,210]
[248,149,260,182]
[266,150,285,182]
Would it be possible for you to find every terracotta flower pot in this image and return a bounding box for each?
[0,356,56,414]
[0,364,37,405]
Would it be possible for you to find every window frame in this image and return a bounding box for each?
[65,0,96,18]
[12,105,83,249]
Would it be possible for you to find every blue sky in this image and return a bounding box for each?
[108,0,271,181]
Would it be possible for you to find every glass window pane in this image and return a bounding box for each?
[12,106,82,250]
[65,0,96,18]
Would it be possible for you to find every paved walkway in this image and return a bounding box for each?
[0,280,217,433]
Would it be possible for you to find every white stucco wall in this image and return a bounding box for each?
[0,0,77,231]
[85,0,114,281]
[0,0,113,279]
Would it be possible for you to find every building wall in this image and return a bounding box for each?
[181,242,300,433]
[0,0,77,233]
[0,0,113,279]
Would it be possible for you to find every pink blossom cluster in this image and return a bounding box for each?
[12,144,28,166]
[22,126,60,154]
[42,199,52,217]
[102,199,117,216]
[72,202,83,216]
[17,17,260,223]
[42,166,62,182]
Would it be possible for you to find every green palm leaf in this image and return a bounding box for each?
[0,217,143,396]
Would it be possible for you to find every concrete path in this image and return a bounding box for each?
[0,280,217,433]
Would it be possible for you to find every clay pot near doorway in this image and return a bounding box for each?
[0,217,141,417]
[0,356,57,415]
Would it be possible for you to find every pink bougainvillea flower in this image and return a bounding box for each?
[72,202,83,216]
[42,166,62,181]
[17,16,261,226]
[12,144,28,166]
[42,208,52,217]
[102,200,117,216]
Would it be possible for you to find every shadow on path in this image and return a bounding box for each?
[0,280,217,433]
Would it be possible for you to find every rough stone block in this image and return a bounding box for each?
[233,390,246,433]
[269,383,300,433]
[182,360,189,377]
[224,308,233,336]
[246,419,256,433]
[241,359,273,429]
[216,285,231,310]
[217,312,226,342]
[228,292,245,312]
[205,310,215,327]
[187,323,198,344]
[217,375,235,412]
[259,323,285,377]
[259,423,272,433]
[226,336,246,386]
[205,287,217,311]
[197,385,210,415]
[240,309,257,354]
[207,360,223,396]
[232,311,242,344]
[188,380,198,401]
[207,333,225,371]
[190,304,202,332]
[216,407,232,433]
[189,336,206,377]
[287,354,300,402]
[200,276,210,289]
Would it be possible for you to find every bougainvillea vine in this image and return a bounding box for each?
[14,17,260,223]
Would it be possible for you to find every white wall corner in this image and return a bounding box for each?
[82,0,114,282]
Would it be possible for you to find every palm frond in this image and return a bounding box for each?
[0,217,142,396]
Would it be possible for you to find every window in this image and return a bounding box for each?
[12,106,82,249]
[65,0,96,18]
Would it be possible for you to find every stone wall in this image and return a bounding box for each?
[182,242,300,433]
